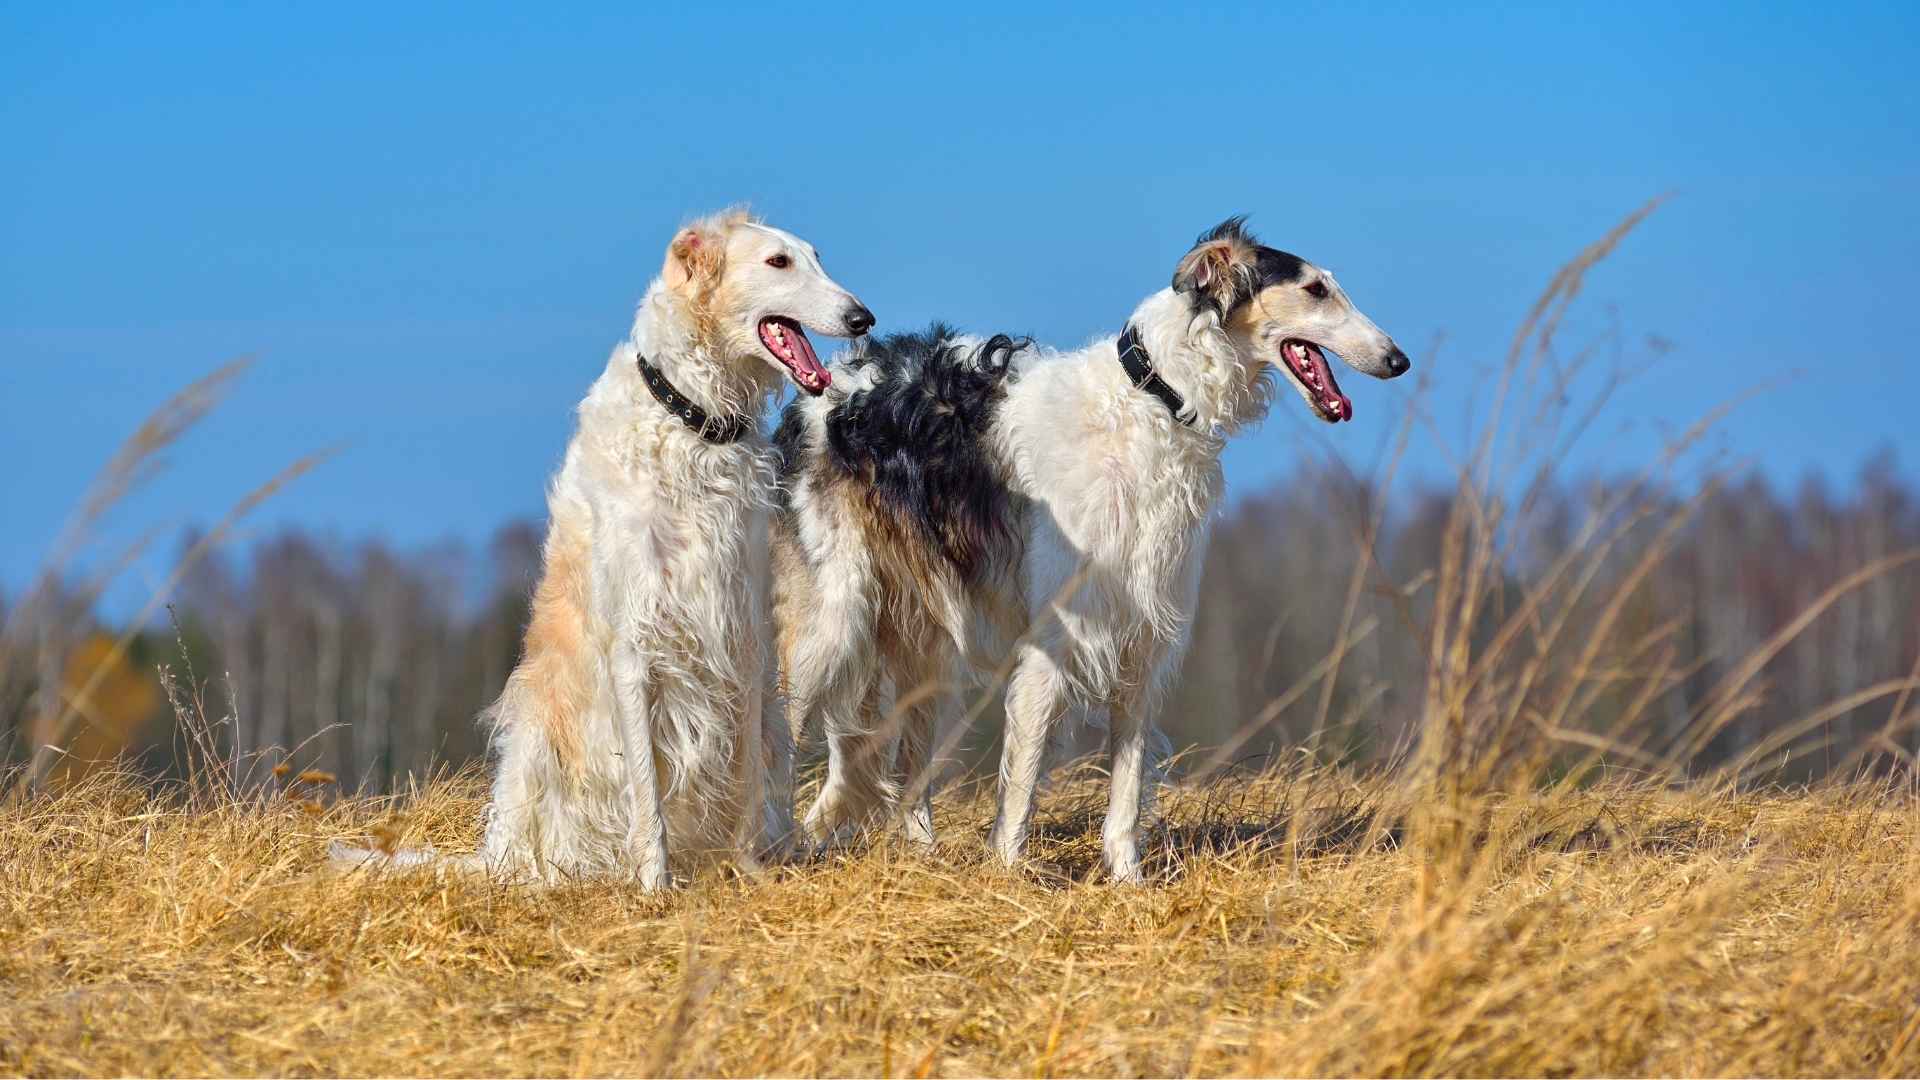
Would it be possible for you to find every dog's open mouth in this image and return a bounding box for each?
[759,317,831,395]
[1282,339,1351,423]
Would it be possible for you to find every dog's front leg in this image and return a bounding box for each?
[1101,688,1152,884]
[611,640,671,891]
[989,641,1068,867]
[757,673,801,862]
[731,675,769,874]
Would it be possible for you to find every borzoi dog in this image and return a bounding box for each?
[336,208,872,889]
[772,217,1408,882]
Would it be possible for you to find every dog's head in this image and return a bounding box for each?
[1173,217,1409,423]
[661,210,874,396]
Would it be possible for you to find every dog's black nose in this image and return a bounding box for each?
[1384,345,1411,377]
[842,305,875,336]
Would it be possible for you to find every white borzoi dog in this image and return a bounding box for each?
[335,208,872,889]
[772,217,1408,881]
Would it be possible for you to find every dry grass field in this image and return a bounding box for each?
[3,764,1918,1077]
[8,205,1920,1077]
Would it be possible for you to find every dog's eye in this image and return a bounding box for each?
[766,254,791,269]
[1305,280,1329,299]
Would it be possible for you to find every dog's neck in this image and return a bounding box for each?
[625,283,781,428]
[1118,289,1275,437]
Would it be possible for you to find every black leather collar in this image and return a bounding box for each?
[635,352,753,444]
[1115,323,1195,427]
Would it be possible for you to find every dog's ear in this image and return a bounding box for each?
[662,220,727,292]
[1172,234,1255,313]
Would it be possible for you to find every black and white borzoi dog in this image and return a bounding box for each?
[771,218,1408,882]
[335,208,872,889]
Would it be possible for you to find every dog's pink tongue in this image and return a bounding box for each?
[788,327,830,388]
[1307,347,1352,421]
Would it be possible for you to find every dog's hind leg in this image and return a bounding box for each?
[884,639,951,848]
[807,679,894,845]
[894,696,937,847]
[611,640,670,891]
[784,562,890,846]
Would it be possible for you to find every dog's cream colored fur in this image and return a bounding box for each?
[336,209,869,888]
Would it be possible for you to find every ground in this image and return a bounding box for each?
[2,766,1916,1077]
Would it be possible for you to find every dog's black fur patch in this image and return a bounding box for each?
[778,323,1026,583]
[1196,215,1256,249]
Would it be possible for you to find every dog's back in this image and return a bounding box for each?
[776,325,1025,586]
[770,325,1033,841]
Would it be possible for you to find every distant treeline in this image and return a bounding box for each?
[5,454,1917,791]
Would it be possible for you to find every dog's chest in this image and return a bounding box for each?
[1018,424,1220,665]
[1050,425,1219,567]
[580,430,773,642]
[637,469,765,595]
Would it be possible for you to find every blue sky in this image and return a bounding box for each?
[4,2,1917,607]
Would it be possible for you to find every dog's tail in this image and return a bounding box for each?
[812,322,1027,583]
[326,840,486,875]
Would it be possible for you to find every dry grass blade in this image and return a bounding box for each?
[28,358,254,594]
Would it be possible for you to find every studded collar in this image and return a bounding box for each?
[635,352,753,444]
[1115,323,1196,427]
